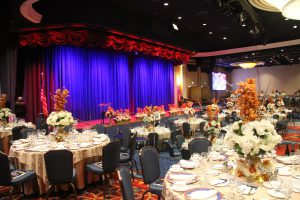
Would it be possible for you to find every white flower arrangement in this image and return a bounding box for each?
[114,113,131,122]
[46,110,74,127]
[224,120,282,157]
[143,111,161,123]
[0,108,13,121]
[267,103,276,112]
[204,120,221,135]
[259,105,266,113]
[182,107,195,116]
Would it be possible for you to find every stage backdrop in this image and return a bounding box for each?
[19,45,174,122]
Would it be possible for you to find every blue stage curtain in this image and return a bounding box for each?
[133,56,174,111]
[51,46,130,121]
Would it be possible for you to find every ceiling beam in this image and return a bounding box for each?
[193,39,300,57]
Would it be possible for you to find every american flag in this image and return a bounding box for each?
[40,72,48,116]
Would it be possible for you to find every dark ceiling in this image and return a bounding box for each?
[9,0,300,52]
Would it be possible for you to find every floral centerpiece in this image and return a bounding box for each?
[205,99,221,142]
[105,107,115,124]
[276,97,285,111]
[135,107,147,120]
[143,106,161,131]
[224,78,282,183]
[114,109,131,123]
[157,105,166,116]
[181,102,195,118]
[168,104,180,115]
[258,105,266,114]
[47,89,74,142]
[226,101,234,109]
[0,96,13,126]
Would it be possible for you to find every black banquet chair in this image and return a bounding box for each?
[12,126,26,141]
[120,133,138,179]
[44,150,77,200]
[0,152,37,200]
[92,124,106,134]
[117,167,135,200]
[85,140,121,196]
[188,138,211,155]
[139,146,162,199]
[146,132,159,150]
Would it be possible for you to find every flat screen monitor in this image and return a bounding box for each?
[212,72,226,91]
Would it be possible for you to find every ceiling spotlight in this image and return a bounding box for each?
[223,36,227,40]
[172,23,179,30]
[164,2,169,6]
[291,58,294,60]
[293,25,298,28]
[178,16,182,19]
[209,31,213,35]
[242,24,246,27]
[281,49,284,52]
[252,52,255,56]
[230,61,264,69]
[203,23,207,26]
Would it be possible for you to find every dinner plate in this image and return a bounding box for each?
[278,167,292,176]
[169,167,184,173]
[209,179,229,187]
[184,188,222,200]
[263,181,272,189]
[212,164,223,170]
[237,185,257,195]
[267,189,286,199]
[167,173,197,184]
[293,174,300,180]
[171,184,190,192]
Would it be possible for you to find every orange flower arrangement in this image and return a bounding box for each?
[52,89,69,111]
[206,98,220,121]
[235,78,259,122]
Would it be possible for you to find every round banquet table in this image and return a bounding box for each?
[131,126,171,140]
[162,154,300,200]
[174,118,205,132]
[201,113,226,123]
[9,133,110,194]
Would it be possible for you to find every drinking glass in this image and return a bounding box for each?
[281,179,292,200]
[41,129,46,136]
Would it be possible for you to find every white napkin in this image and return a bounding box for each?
[169,174,196,181]
[79,142,91,148]
[278,166,292,176]
[188,189,218,200]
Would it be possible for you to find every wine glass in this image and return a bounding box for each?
[41,129,46,136]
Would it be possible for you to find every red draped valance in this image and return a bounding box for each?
[19,29,191,63]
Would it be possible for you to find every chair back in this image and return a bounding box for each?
[170,129,178,144]
[44,150,74,184]
[120,127,131,149]
[12,126,26,141]
[106,126,118,140]
[102,140,121,172]
[92,124,106,134]
[0,152,12,186]
[129,133,137,160]
[117,167,135,200]
[36,113,45,130]
[147,132,159,148]
[199,121,206,132]
[20,128,35,139]
[139,146,160,184]
[188,138,211,154]
[176,134,184,149]
[182,122,191,138]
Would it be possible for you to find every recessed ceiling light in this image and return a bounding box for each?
[291,58,294,60]
[245,56,249,58]
[178,16,182,19]
[293,25,298,29]
[270,60,273,62]
[242,24,246,27]
[252,52,255,56]
[172,23,178,30]
[223,36,227,40]
[209,31,213,35]
[203,23,207,26]
[163,2,169,6]
[280,49,284,52]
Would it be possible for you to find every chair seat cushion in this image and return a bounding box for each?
[120,153,130,162]
[149,179,163,195]
[11,170,36,186]
[86,162,104,174]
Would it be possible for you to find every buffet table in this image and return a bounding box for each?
[9,132,110,194]
[162,152,300,200]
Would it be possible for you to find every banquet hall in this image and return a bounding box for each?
[1,0,300,199]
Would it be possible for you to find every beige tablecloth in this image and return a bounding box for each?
[0,129,12,154]
[131,126,171,140]
[162,157,300,200]
[9,138,110,194]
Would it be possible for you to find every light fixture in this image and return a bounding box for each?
[249,0,300,20]
[164,2,169,6]
[209,31,213,35]
[20,0,43,23]
[178,16,182,19]
[203,23,207,26]
[223,36,227,40]
[230,61,264,69]
[293,25,298,28]
[172,23,179,30]
[281,49,284,52]
[242,24,246,27]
